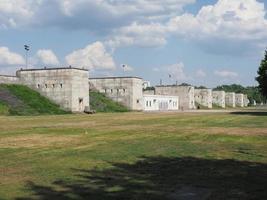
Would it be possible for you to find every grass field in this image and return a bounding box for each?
[0,110,267,199]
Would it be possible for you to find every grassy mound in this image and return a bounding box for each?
[0,84,69,116]
[90,91,128,112]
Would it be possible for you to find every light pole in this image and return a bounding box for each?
[24,45,30,69]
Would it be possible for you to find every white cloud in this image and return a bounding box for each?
[106,22,167,49]
[168,0,267,45]
[167,62,189,81]
[65,42,116,70]
[0,0,41,29]
[0,0,195,30]
[196,69,207,78]
[36,49,60,66]
[0,47,25,65]
[214,70,238,78]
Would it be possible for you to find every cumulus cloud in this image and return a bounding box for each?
[214,70,238,78]
[36,49,60,66]
[106,22,167,49]
[0,47,25,65]
[0,0,195,30]
[167,0,267,53]
[65,42,116,70]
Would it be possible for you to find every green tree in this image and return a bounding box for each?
[256,49,267,97]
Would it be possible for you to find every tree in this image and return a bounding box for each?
[256,49,267,98]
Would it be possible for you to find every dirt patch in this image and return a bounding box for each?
[0,135,81,148]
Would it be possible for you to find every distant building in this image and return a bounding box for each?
[194,89,213,109]
[225,92,236,108]
[143,95,179,111]
[17,67,89,112]
[243,94,250,107]
[89,77,143,111]
[155,85,195,110]
[235,93,244,107]
[212,91,226,108]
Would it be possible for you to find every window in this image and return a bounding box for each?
[104,89,107,93]
[117,89,119,93]
[45,84,48,88]
[52,84,55,88]
[111,89,113,93]
[137,100,140,104]
[146,101,149,107]
[149,101,152,107]
[123,89,126,93]
[37,84,40,88]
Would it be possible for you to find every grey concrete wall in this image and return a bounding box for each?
[212,91,226,108]
[17,68,89,112]
[0,75,20,84]
[143,90,155,95]
[89,77,143,111]
[155,85,195,110]
[225,92,236,108]
[194,89,212,108]
[235,93,244,107]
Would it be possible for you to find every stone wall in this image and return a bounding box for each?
[194,89,212,108]
[225,92,236,108]
[212,91,226,108]
[235,93,244,107]
[89,77,143,111]
[16,68,89,112]
[155,85,195,110]
[0,75,20,84]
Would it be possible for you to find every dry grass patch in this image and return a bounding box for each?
[0,134,81,148]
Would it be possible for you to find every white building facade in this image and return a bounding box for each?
[143,95,179,111]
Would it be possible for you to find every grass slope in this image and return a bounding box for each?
[0,110,267,199]
[90,91,128,112]
[0,84,68,115]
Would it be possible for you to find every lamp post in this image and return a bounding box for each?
[24,45,30,69]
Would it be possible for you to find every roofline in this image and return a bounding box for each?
[0,75,17,78]
[17,67,88,72]
[89,76,143,80]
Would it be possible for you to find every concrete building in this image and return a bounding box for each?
[243,94,250,107]
[225,92,236,108]
[194,89,212,109]
[143,95,179,111]
[89,77,143,111]
[16,67,89,112]
[235,93,244,107]
[212,91,226,108]
[155,85,195,110]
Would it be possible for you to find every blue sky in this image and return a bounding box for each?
[0,0,267,88]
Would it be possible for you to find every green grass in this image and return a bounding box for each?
[0,100,9,115]
[0,111,267,199]
[0,84,69,116]
[90,91,129,112]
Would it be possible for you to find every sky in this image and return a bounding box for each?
[0,0,267,88]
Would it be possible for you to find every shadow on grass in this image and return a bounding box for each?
[230,111,267,116]
[17,157,267,200]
